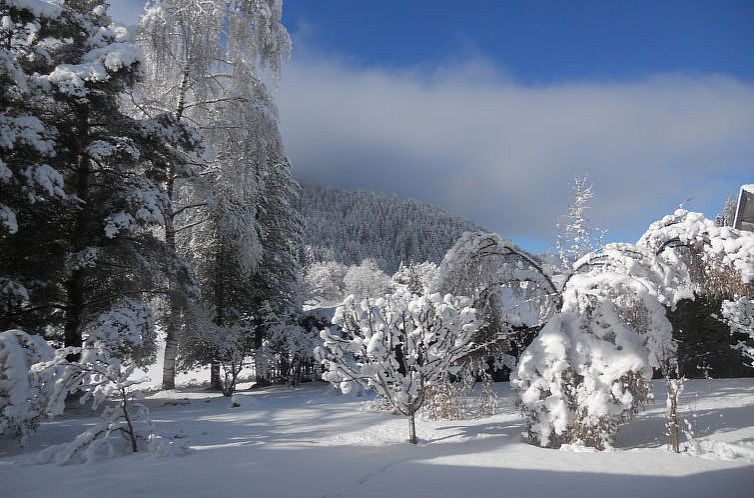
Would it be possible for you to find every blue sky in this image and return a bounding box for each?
[112,1,754,254]
[281,0,754,84]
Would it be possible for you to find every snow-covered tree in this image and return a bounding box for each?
[317,289,481,443]
[137,0,299,390]
[555,175,603,270]
[0,2,195,363]
[343,258,393,301]
[716,195,738,227]
[305,261,349,306]
[433,231,559,367]
[638,209,754,366]
[393,261,438,295]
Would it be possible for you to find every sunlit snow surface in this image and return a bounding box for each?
[1,379,753,498]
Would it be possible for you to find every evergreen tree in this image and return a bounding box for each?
[1,1,195,365]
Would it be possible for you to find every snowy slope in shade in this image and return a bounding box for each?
[1,380,753,498]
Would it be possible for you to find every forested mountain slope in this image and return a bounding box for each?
[295,183,483,272]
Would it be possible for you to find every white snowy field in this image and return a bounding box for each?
[1,379,754,498]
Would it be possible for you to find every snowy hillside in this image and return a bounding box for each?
[296,182,483,273]
[2,379,753,498]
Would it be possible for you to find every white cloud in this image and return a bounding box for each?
[278,54,754,249]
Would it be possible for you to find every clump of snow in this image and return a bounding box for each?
[44,27,142,97]
[682,439,754,461]
[104,178,168,238]
[0,114,55,155]
[0,204,18,234]
[22,163,65,201]
[721,297,754,366]
[7,0,62,19]
[84,299,157,366]
[86,138,141,162]
[638,209,754,284]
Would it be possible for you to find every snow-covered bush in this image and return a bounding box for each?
[514,209,754,450]
[513,242,675,449]
[514,305,656,449]
[31,342,155,465]
[0,329,54,444]
[317,289,481,443]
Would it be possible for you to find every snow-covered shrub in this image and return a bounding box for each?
[31,342,155,465]
[421,371,498,421]
[514,305,656,449]
[513,241,675,449]
[317,289,481,443]
[0,330,54,443]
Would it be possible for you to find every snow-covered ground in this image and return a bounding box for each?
[2,379,753,498]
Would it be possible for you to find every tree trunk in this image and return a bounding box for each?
[162,329,178,390]
[667,378,680,453]
[162,68,190,390]
[253,325,270,387]
[161,163,179,390]
[63,105,91,361]
[407,409,417,444]
[209,242,225,391]
[210,361,222,391]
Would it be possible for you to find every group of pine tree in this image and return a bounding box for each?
[0,0,300,394]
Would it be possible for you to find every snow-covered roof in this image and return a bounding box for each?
[734,184,754,232]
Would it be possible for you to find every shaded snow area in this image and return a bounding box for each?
[2,379,754,498]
